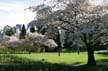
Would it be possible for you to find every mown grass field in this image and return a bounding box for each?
[14,52,108,65]
[0,52,108,71]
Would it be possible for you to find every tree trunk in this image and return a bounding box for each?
[58,47,61,56]
[87,45,96,66]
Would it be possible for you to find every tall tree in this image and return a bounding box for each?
[52,0,108,66]
[20,24,26,39]
[30,27,36,33]
[29,0,108,65]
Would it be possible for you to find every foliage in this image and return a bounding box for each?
[5,28,14,36]
[30,26,36,33]
[29,0,108,65]
[26,33,57,48]
[19,24,26,39]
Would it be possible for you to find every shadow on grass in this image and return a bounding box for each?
[96,59,108,65]
[0,55,108,71]
[0,61,108,71]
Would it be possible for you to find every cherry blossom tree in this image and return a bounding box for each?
[26,33,57,48]
[2,32,57,52]
[29,0,108,65]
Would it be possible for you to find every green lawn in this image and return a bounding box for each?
[14,52,108,65]
[0,52,108,71]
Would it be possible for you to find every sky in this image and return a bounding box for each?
[0,0,43,29]
[0,0,107,29]
[89,0,108,6]
[89,0,103,5]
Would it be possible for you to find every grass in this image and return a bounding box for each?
[0,54,33,64]
[0,52,108,71]
[14,52,108,65]
[14,52,88,64]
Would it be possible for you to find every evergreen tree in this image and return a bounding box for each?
[5,28,14,36]
[30,26,35,33]
[19,24,26,39]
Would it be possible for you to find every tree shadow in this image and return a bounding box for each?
[0,61,80,71]
[0,55,108,71]
[0,61,108,71]
[96,59,108,65]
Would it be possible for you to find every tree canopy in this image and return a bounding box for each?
[29,0,108,65]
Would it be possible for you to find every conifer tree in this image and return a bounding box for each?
[19,24,26,39]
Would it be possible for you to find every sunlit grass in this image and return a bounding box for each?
[0,52,108,71]
[14,52,108,65]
